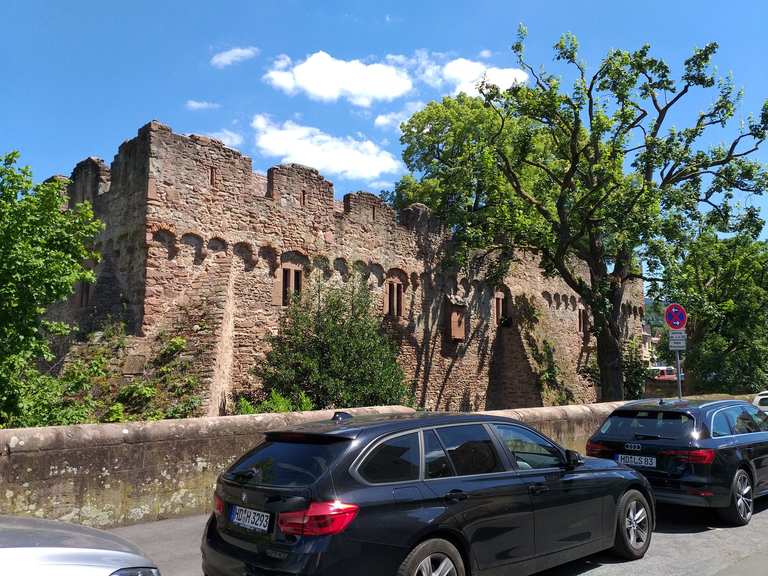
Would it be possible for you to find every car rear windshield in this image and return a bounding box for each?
[599,410,695,439]
[227,434,349,487]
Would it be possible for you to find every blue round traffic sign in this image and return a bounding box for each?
[664,303,687,330]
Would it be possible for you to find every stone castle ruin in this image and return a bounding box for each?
[52,121,644,415]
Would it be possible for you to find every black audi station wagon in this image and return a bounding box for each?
[202,412,654,576]
[588,398,768,525]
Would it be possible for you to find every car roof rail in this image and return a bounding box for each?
[332,411,353,423]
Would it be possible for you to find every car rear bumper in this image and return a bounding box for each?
[201,514,391,576]
[651,485,730,508]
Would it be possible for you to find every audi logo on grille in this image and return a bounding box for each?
[624,443,642,451]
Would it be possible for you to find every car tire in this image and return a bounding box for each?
[718,468,754,526]
[397,538,465,576]
[611,489,652,560]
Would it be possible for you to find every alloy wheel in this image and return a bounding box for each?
[415,553,457,576]
[624,498,649,550]
[735,471,753,523]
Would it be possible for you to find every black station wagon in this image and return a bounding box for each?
[588,398,768,525]
[202,412,655,576]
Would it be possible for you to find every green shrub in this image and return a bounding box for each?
[254,275,409,410]
[234,390,315,414]
[117,380,157,411]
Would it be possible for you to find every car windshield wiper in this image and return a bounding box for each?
[634,433,675,440]
[230,469,255,481]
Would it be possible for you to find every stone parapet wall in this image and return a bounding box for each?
[481,401,627,453]
[0,406,413,528]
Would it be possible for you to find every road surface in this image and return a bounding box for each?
[111,501,768,576]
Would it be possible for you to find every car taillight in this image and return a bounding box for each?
[659,449,716,464]
[278,500,359,536]
[586,440,611,458]
[214,494,225,517]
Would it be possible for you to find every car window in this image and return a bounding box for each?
[758,397,768,407]
[359,432,420,484]
[229,436,348,487]
[730,406,763,435]
[599,410,694,439]
[492,424,563,470]
[711,411,733,437]
[436,425,504,476]
[424,429,454,479]
[743,405,768,432]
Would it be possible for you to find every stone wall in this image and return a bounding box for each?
[0,406,413,528]
[0,402,632,529]
[58,121,646,414]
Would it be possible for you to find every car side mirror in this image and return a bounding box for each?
[564,449,583,468]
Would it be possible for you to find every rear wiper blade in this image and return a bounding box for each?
[634,433,674,440]
[229,469,255,481]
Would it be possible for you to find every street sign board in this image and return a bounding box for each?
[665,303,687,330]
[669,329,686,351]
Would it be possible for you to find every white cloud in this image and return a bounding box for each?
[210,46,259,68]
[386,50,444,88]
[251,114,401,180]
[374,101,425,130]
[185,99,220,111]
[368,180,394,190]
[442,58,527,96]
[207,129,243,148]
[478,49,493,59]
[263,51,413,107]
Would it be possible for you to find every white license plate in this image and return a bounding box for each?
[230,505,271,532]
[617,454,656,468]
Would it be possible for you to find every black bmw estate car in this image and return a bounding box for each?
[202,412,654,576]
[587,398,768,525]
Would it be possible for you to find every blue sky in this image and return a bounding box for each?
[2,0,768,200]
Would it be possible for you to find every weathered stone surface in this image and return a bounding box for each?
[50,121,645,415]
[0,405,413,527]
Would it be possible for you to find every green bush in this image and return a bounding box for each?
[622,340,650,400]
[254,276,409,410]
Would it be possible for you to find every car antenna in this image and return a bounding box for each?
[332,411,353,423]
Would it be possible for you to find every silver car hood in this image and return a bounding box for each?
[0,515,156,573]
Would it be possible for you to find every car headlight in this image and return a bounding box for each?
[110,569,161,576]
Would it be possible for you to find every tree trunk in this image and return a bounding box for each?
[595,321,624,401]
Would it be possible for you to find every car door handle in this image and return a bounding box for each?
[444,490,468,502]
[529,484,550,495]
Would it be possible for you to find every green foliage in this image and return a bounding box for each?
[254,275,409,410]
[157,336,187,365]
[622,340,650,400]
[1,321,204,428]
[653,220,768,394]
[393,33,768,400]
[235,396,257,415]
[532,341,574,406]
[235,389,316,414]
[0,152,103,423]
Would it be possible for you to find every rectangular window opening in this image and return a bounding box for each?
[450,306,465,341]
[209,166,217,187]
[293,269,302,296]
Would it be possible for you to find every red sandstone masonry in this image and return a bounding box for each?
[54,121,645,414]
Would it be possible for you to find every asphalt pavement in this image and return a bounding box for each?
[111,501,768,576]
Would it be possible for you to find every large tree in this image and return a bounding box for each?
[393,29,768,400]
[0,152,102,422]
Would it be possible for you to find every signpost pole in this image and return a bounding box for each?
[664,303,688,401]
